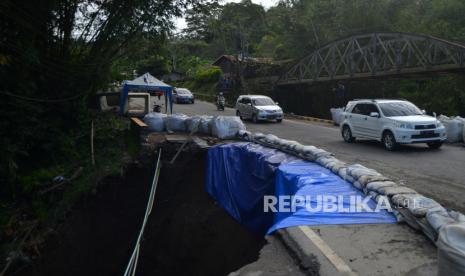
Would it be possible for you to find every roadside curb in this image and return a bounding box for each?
[277,227,355,276]
[285,114,335,125]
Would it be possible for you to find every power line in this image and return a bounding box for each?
[0,90,89,103]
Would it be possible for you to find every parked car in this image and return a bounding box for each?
[174,88,194,104]
[340,99,446,150]
[235,95,283,123]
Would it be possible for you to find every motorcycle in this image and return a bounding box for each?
[216,98,225,111]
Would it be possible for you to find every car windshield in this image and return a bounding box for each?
[378,102,423,117]
[252,97,275,106]
[177,89,190,95]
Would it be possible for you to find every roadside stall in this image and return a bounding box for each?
[120,72,174,115]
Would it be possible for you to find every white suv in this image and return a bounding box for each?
[235,95,283,123]
[340,99,446,151]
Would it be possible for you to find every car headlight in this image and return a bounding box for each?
[258,110,266,115]
[395,123,414,129]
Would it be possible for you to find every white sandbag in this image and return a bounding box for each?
[309,148,332,159]
[358,175,391,186]
[426,208,454,233]
[338,168,355,183]
[238,130,252,141]
[330,107,344,125]
[186,115,202,133]
[462,126,465,142]
[437,223,465,275]
[365,181,397,193]
[391,194,442,217]
[253,132,266,140]
[455,116,465,143]
[186,115,212,134]
[143,112,167,132]
[211,116,246,139]
[166,113,189,132]
[199,115,213,134]
[439,116,463,143]
[329,162,346,174]
[377,186,417,197]
[264,134,279,144]
[346,164,381,180]
[316,156,338,167]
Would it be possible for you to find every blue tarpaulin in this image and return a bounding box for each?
[205,143,299,234]
[267,162,397,234]
[206,142,396,235]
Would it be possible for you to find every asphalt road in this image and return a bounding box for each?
[174,100,465,213]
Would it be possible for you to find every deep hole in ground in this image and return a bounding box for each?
[20,148,266,276]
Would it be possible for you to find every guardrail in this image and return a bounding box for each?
[285,114,335,125]
[123,149,162,276]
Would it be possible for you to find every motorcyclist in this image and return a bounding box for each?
[217,92,225,102]
[216,92,225,110]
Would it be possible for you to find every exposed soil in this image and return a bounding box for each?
[19,148,265,276]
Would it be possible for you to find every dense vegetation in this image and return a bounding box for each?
[0,0,205,258]
[165,0,465,116]
[2,0,465,261]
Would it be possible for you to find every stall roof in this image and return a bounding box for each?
[124,72,172,90]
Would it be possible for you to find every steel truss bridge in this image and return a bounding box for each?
[278,32,465,85]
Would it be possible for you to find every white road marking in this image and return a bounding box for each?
[298,226,358,276]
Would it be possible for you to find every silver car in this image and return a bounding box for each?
[235,95,283,123]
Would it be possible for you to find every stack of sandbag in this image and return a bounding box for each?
[211,116,246,139]
[330,108,344,125]
[143,112,167,132]
[438,115,464,143]
[250,133,332,161]
[166,113,189,132]
[247,131,465,246]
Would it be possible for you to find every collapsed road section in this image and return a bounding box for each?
[136,112,465,275]
[25,113,464,275]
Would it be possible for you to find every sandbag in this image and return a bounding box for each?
[338,168,355,183]
[166,113,189,132]
[186,116,201,133]
[211,116,246,139]
[377,186,417,197]
[437,223,465,275]
[365,181,397,193]
[330,107,344,125]
[439,116,463,143]
[456,116,465,143]
[347,164,381,180]
[358,175,390,186]
[426,208,455,233]
[391,194,442,217]
[186,115,212,134]
[143,112,167,132]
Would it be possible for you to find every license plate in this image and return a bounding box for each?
[420,130,434,135]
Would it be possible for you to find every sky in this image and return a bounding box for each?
[175,0,280,31]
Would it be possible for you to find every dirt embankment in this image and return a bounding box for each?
[20,149,265,276]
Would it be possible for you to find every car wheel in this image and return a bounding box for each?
[342,125,355,143]
[191,99,195,104]
[276,119,282,123]
[236,110,242,119]
[427,141,443,149]
[382,131,397,151]
[252,114,258,123]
